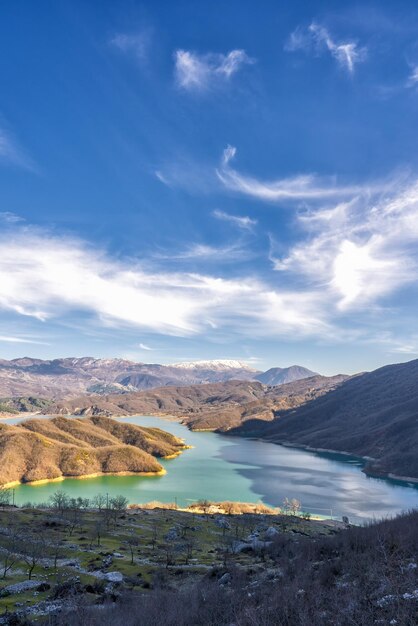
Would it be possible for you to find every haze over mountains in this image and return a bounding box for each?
[0,357,318,398]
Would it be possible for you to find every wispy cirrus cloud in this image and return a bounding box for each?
[212,209,257,230]
[174,49,254,91]
[0,227,329,340]
[406,64,418,87]
[273,180,418,311]
[110,30,151,64]
[285,22,366,74]
[3,175,418,352]
[0,212,24,223]
[0,335,49,345]
[138,342,153,351]
[0,128,35,171]
[216,145,371,202]
[154,241,250,262]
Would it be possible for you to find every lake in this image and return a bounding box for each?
[7,415,418,523]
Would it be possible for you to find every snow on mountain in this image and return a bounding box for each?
[169,359,257,371]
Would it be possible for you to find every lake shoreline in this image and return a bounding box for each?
[4,412,418,493]
[234,437,418,486]
[2,467,167,489]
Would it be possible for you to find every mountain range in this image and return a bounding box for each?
[0,357,318,398]
[12,374,348,431]
[0,354,417,481]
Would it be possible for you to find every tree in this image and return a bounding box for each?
[0,487,11,508]
[89,520,103,549]
[184,536,196,565]
[197,499,212,519]
[290,499,301,516]
[49,491,70,515]
[150,521,158,552]
[124,531,139,565]
[47,535,67,575]
[92,494,107,511]
[20,532,46,580]
[66,498,85,537]
[1,524,20,579]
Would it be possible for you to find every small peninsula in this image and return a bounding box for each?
[0,415,187,486]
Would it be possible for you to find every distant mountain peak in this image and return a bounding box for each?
[255,365,318,386]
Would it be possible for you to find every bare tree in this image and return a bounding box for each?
[49,491,70,516]
[197,499,212,520]
[124,531,139,565]
[20,532,46,580]
[92,493,107,512]
[1,524,20,579]
[290,499,301,516]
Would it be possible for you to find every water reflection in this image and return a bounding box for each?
[8,415,418,522]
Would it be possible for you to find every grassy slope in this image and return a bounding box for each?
[0,506,416,626]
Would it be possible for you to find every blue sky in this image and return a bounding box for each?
[2,0,418,374]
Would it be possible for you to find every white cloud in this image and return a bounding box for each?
[0,228,328,340]
[273,180,418,311]
[286,22,366,74]
[174,49,254,91]
[155,170,171,186]
[0,335,49,345]
[217,145,371,202]
[157,241,249,262]
[406,65,418,87]
[138,343,153,351]
[0,212,24,223]
[154,157,217,193]
[110,31,151,63]
[212,209,257,230]
[0,128,35,171]
[4,176,417,350]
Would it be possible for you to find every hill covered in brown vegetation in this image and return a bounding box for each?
[231,359,418,480]
[0,416,186,486]
[42,375,348,431]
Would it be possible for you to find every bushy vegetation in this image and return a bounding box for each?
[0,397,53,414]
[50,509,418,626]
[0,492,416,625]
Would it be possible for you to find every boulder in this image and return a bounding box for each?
[218,573,231,586]
[265,527,279,540]
[105,571,123,583]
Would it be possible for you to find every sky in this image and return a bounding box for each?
[2,0,418,375]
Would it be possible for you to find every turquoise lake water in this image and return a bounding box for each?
[5,415,418,523]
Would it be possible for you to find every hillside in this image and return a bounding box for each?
[0,504,416,626]
[231,359,418,480]
[0,416,186,485]
[42,375,348,431]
